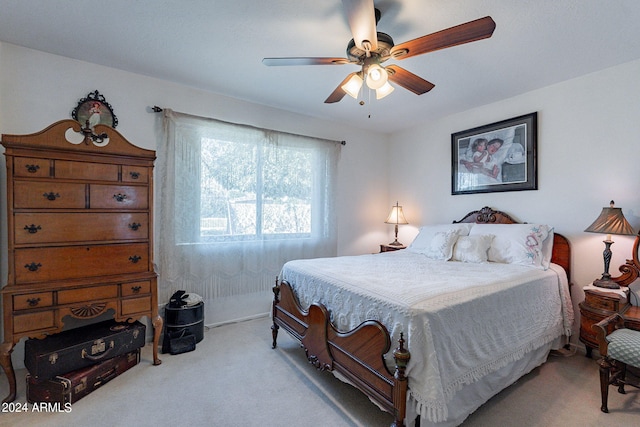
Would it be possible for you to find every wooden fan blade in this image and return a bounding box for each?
[386,65,435,95]
[342,0,378,51]
[325,73,359,103]
[391,16,496,60]
[263,57,350,66]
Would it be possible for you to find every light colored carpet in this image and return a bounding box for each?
[1,316,638,427]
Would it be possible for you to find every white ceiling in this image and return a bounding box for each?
[1,0,640,134]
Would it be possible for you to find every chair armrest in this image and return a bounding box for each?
[593,313,625,356]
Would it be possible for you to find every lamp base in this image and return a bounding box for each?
[592,276,621,289]
[388,240,404,247]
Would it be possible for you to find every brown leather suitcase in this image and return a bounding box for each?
[25,319,145,381]
[26,349,140,405]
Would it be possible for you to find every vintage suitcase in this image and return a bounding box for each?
[27,349,140,404]
[25,319,146,381]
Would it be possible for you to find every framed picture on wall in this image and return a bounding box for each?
[451,112,537,195]
[71,90,118,129]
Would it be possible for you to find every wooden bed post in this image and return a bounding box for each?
[271,277,280,349]
[392,333,411,427]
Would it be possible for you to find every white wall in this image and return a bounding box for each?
[389,58,640,341]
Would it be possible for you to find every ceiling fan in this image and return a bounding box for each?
[262,0,496,103]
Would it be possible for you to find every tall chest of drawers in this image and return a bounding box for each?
[1,120,162,403]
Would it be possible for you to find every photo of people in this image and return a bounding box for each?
[452,113,537,194]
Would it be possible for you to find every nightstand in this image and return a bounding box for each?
[380,244,406,253]
[579,286,630,357]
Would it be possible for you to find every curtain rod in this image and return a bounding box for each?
[150,106,346,146]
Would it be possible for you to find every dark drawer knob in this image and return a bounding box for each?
[129,255,142,264]
[25,164,40,173]
[113,193,128,202]
[131,285,142,293]
[128,222,141,231]
[24,224,42,234]
[27,297,41,307]
[24,262,42,272]
[129,171,140,180]
[43,192,60,201]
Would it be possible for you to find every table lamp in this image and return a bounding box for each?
[584,200,636,289]
[385,202,408,246]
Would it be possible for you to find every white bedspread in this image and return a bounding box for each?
[280,251,573,423]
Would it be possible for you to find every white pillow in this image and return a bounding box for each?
[408,223,473,252]
[452,234,493,263]
[541,227,555,270]
[417,230,459,260]
[469,224,552,269]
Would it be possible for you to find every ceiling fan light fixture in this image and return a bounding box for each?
[375,81,395,99]
[341,73,364,99]
[365,64,388,90]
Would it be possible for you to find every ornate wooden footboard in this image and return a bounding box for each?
[272,280,411,427]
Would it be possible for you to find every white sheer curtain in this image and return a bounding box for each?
[156,109,341,325]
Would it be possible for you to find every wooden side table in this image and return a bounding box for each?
[380,244,406,253]
[579,287,631,357]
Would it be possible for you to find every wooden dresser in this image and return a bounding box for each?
[1,120,162,403]
[579,234,640,358]
[579,287,630,357]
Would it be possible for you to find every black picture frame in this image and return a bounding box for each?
[71,90,118,129]
[451,112,537,195]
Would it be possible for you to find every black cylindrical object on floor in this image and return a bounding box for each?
[162,301,204,354]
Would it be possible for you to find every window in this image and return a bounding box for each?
[157,109,341,325]
[199,136,314,241]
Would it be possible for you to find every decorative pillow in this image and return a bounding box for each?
[407,223,473,253]
[469,224,552,269]
[541,227,555,270]
[452,234,493,263]
[417,230,459,260]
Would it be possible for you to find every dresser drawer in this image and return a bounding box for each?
[15,212,149,244]
[13,292,54,310]
[121,296,152,316]
[122,166,149,183]
[15,243,150,284]
[584,291,625,311]
[55,160,119,181]
[121,280,151,297]
[13,157,51,178]
[90,185,148,209]
[14,181,86,209]
[58,285,118,305]
[13,311,55,334]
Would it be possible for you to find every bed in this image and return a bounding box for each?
[271,207,573,427]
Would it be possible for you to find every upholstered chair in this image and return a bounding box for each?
[593,313,640,413]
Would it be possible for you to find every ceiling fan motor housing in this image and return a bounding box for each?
[346,32,395,64]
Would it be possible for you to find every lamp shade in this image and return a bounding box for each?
[584,200,635,236]
[366,64,389,90]
[385,202,408,225]
[375,81,395,99]
[341,73,363,99]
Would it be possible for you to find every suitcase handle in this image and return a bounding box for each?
[81,340,115,361]
[94,367,118,387]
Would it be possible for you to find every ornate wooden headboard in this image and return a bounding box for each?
[453,206,572,282]
[612,235,640,286]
